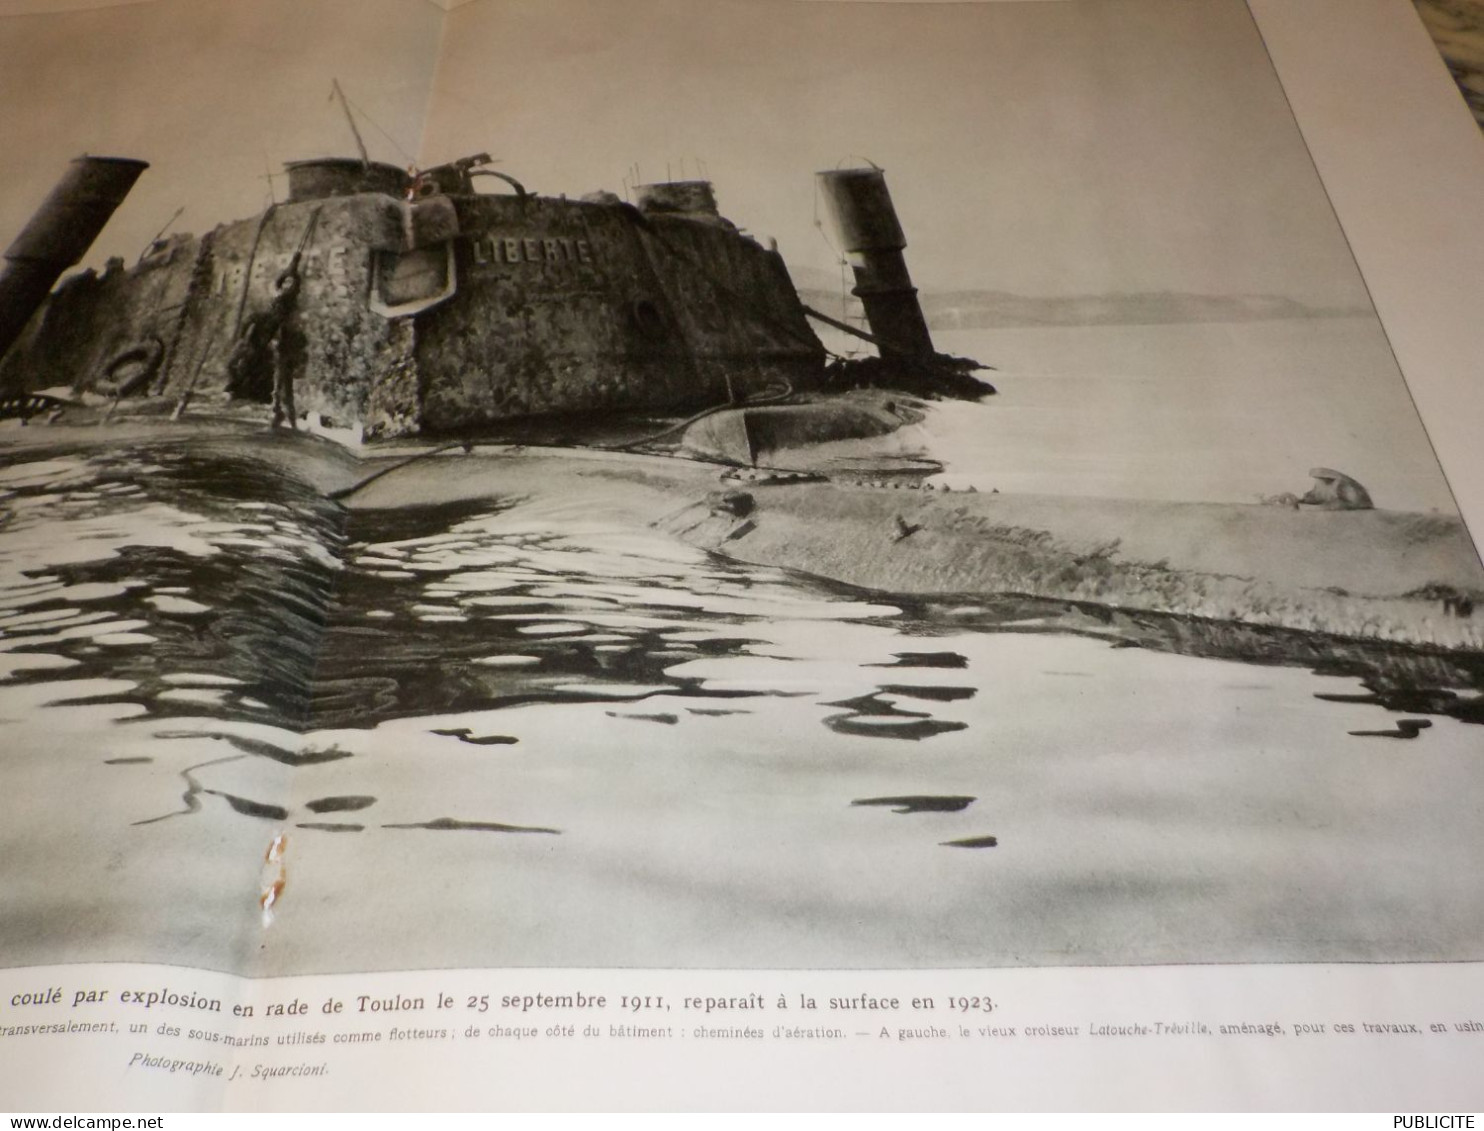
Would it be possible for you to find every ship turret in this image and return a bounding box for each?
[283,157,410,203]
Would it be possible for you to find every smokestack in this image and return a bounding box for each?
[815,167,935,361]
[0,155,149,361]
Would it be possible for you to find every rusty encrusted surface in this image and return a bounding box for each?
[2,184,827,438]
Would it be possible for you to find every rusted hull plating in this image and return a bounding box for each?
[0,156,828,439]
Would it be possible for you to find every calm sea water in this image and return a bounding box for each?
[835,317,1457,513]
[1,320,1481,973]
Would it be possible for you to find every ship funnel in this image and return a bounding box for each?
[0,155,149,362]
[815,167,934,360]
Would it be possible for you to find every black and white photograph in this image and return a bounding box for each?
[1,0,1481,982]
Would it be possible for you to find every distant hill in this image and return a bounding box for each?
[786,266,1370,329]
[915,289,1370,328]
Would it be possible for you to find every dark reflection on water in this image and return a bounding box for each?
[305,795,376,813]
[154,730,353,765]
[604,711,678,724]
[878,684,976,702]
[1318,686,1484,723]
[214,792,291,821]
[428,728,518,745]
[1347,719,1433,739]
[130,752,283,826]
[311,496,815,730]
[382,817,560,835]
[823,692,970,741]
[0,445,343,727]
[853,795,977,814]
[867,652,969,669]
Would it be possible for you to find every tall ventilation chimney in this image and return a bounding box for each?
[815,166,934,361]
[0,156,149,361]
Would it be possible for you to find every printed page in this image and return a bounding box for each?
[2,0,1484,1112]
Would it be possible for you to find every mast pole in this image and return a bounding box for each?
[331,79,371,170]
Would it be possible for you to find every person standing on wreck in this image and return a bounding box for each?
[223,255,305,429]
[268,261,305,429]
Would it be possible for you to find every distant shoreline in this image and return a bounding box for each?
[792,277,1373,331]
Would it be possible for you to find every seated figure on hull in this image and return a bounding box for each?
[1301,467,1374,511]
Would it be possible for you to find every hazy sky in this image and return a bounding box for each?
[422,0,1371,305]
[1,0,1370,306]
[0,0,442,267]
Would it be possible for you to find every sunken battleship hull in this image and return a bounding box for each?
[0,156,828,438]
[4,155,1473,657]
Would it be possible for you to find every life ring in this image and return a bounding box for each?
[97,337,165,397]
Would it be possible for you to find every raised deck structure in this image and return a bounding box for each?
[0,155,834,438]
